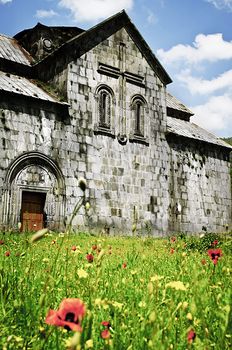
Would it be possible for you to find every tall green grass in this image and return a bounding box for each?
[0,232,231,349]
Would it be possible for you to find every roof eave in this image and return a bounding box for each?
[34,10,172,85]
[166,129,232,151]
[0,58,33,78]
[0,89,70,121]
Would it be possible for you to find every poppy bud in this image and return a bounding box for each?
[86,253,94,263]
[187,329,196,343]
[78,178,87,192]
[101,329,110,339]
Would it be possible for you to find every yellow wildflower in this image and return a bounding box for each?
[138,301,146,308]
[85,202,90,211]
[187,312,193,320]
[111,301,123,310]
[77,269,88,278]
[149,311,156,322]
[94,298,102,306]
[165,281,187,291]
[85,339,93,349]
[150,275,164,282]
[148,282,153,294]
[65,332,81,349]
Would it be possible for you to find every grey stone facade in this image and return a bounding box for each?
[0,11,231,234]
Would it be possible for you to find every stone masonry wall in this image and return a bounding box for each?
[167,135,231,233]
[1,26,230,234]
[0,102,70,229]
[51,27,170,234]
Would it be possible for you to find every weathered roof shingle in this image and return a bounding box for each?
[166,92,193,115]
[0,70,58,102]
[167,117,232,149]
[0,34,33,65]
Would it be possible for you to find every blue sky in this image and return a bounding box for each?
[0,0,231,137]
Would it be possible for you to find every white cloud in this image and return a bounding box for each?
[191,93,232,133]
[157,33,232,65]
[58,0,133,22]
[205,0,232,11]
[147,10,156,24]
[178,69,232,95]
[0,0,12,4]
[35,9,58,19]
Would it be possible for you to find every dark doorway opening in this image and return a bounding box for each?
[21,191,46,231]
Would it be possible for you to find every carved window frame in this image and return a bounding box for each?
[94,84,115,137]
[129,95,149,145]
[99,89,111,128]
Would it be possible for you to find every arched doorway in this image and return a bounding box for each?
[2,152,66,231]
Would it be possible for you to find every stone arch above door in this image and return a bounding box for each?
[2,151,66,231]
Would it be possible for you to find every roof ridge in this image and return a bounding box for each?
[0,33,14,39]
[34,10,172,85]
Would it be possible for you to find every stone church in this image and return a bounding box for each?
[0,10,231,234]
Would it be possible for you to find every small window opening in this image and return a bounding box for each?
[135,102,142,136]
[99,89,111,128]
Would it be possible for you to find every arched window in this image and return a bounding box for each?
[94,85,115,137]
[135,100,143,136]
[98,87,112,129]
[131,95,146,137]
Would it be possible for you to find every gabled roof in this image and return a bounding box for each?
[14,22,84,42]
[167,116,232,149]
[14,23,84,61]
[0,34,33,65]
[35,10,172,85]
[166,92,193,116]
[0,70,64,104]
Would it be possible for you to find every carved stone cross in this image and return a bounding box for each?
[98,42,145,135]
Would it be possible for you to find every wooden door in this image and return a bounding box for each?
[21,191,46,231]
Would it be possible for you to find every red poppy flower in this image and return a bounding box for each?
[122,262,127,269]
[207,249,222,265]
[212,240,218,246]
[187,329,196,343]
[170,248,175,254]
[71,246,77,251]
[101,329,110,339]
[0,240,4,245]
[86,253,94,263]
[5,251,10,256]
[92,244,97,251]
[101,321,110,328]
[170,236,176,243]
[45,298,85,331]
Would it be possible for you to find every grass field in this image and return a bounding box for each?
[0,231,231,349]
